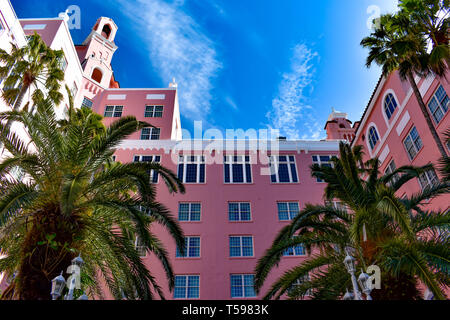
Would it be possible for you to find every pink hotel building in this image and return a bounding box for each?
[0,1,448,299]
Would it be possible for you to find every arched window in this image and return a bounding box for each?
[384,93,398,120]
[91,68,103,83]
[102,24,112,39]
[368,126,379,150]
[339,124,346,129]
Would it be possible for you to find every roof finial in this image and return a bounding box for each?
[169,77,178,88]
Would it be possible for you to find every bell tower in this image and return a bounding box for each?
[79,17,118,88]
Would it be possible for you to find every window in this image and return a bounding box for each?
[312,155,333,182]
[145,105,163,118]
[368,126,379,150]
[70,82,78,98]
[224,156,252,183]
[403,126,423,160]
[58,54,67,71]
[230,274,256,298]
[288,275,311,296]
[269,155,298,183]
[228,202,251,222]
[140,128,160,140]
[81,97,93,109]
[384,160,400,186]
[92,68,103,83]
[384,93,398,120]
[283,244,306,257]
[176,237,200,258]
[325,200,347,212]
[104,105,123,117]
[133,155,161,183]
[428,85,449,124]
[229,236,253,257]
[418,169,439,191]
[174,275,200,299]
[134,236,146,257]
[179,203,201,222]
[277,202,299,221]
[178,155,205,184]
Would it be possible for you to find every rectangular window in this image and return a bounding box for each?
[145,105,164,118]
[283,244,306,256]
[312,155,333,182]
[140,128,160,140]
[224,156,252,183]
[325,200,347,212]
[230,274,256,298]
[176,236,200,258]
[428,85,449,124]
[133,155,161,183]
[229,236,253,257]
[269,155,298,183]
[58,54,67,71]
[403,127,423,160]
[104,105,123,118]
[384,160,400,186]
[277,202,299,221]
[418,169,439,191]
[178,155,205,183]
[288,275,311,296]
[134,236,146,257]
[174,275,200,299]
[70,82,78,98]
[178,203,201,222]
[228,202,251,222]
[81,97,93,109]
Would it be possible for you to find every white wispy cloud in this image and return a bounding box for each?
[117,0,222,120]
[267,44,323,140]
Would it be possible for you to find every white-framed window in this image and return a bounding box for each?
[70,82,78,98]
[428,85,448,124]
[81,97,93,109]
[288,275,311,296]
[104,105,123,117]
[133,155,161,183]
[179,203,201,222]
[269,155,298,183]
[368,126,380,150]
[312,155,333,182]
[283,244,306,256]
[228,202,251,222]
[134,236,146,257]
[403,126,423,160]
[178,155,205,183]
[9,167,24,182]
[384,93,398,120]
[145,105,163,118]
[229,236,253,257]
[174,275,200,299]
[58,53,67,71]
[277,202,299,221]
[140,128,160,140]
[418,168,439,191]
[224,155,252,184]
[325,200,347,212]
[230,274,256,298]
[384,159,400,186]
[176,236,200,258]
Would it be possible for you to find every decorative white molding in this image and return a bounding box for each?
[23,24,46,30]
[146,94,166,100]
[107,94,126,100]
[419,74,435,97]
[396,111,410,136]
[379,145,390,164]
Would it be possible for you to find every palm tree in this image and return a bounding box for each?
[255,143,449,300]
[0,33,64,132]
[361,4,449,159]
[0,98,185,300]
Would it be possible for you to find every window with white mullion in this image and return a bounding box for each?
[418,169,439,191]
[270,155,298,183]
[133,155,161,183]
[312,155,333,183]
[178,155,205,184]
[224,156,252,184]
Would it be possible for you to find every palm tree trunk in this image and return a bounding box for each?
[406,71,448,159]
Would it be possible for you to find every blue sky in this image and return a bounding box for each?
[12,0,399,139]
